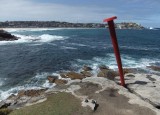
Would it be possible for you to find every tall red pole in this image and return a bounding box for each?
[103,16,125,87]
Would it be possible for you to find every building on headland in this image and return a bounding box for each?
[116,22,144,29]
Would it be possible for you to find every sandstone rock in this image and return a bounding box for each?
[147,66,160,72]
[123,68,137,74]
[99,65,109,70]
[60,73,68,78]
[18,89,46,97]
[80,71,92,77]
[54,79,68,85]
[6,94,16,100]
[66,72,85,80]
[82,65,92,71]
[0,30,18,41]
[97,69,119,80]
[47,76,58,83]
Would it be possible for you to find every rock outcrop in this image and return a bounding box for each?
[47,75,67,85]
[47,76,58,83]
[82,65,92,71]
[80,71,92,77]
[17,89,47,97]
[97,66,119,80]
[60,72,85,80]
[0,30,18,41]
[54,79,68,85]
[66,72,85,80]
[147,66,160,72]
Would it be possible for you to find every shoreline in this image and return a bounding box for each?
[0,65,160,114]
[1,27,106,30]
[0,65,160,101]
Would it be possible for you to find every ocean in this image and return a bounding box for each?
[0,28,160,100]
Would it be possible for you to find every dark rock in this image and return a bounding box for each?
[126,74,135,77]
[47,76,58,83]
[54,79,68,85]
[0,101,11,109]
[147,66,160,72]
[146,75,156,82]
[80,71,92,77]
[85,99,88,103]
[82,65,92,71]
[99,65,109,70]
[91,100,96,104]
[66,72,85,80]
[18,89,46,97]
[0,30,18,41]
[134,81,148,85]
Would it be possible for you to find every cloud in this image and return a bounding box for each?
[0,0,160,27]
[0,0,115,23]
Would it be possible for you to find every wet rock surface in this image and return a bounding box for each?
[147,66,160,72]
[82,65,92,71]
[80,71,92,77]
[66,71,85,80]
[0,89,47,110]
[47,76,58,83]
[0,30,18,41]
[97,69,119,80]
[123,68,138,74]
[54,79,68,85]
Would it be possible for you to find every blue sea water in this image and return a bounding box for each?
[0,28,160,100]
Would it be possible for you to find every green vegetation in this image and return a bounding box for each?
[10,92,89,115]
[0,108,12,115]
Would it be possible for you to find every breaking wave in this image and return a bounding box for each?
[0,72,59,101]
[72,53,160,71]
[4,28,63,32]
[0,34,66,45]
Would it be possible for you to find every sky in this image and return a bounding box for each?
[0,0,160,27]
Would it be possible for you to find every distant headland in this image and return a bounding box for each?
[0,21,145,29]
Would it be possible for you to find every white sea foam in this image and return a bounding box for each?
[0,81,3,87]
[74,53,160,71]
[42,80,56,88]
[121,46,160,51]
[0,85,46,101]
[0,78,7,87]
[0,72,60,101]
[0,34,66,45]
[29,72,61,89]
[4,28,63,32]
[69,43,87,47]
[61,46,77,50]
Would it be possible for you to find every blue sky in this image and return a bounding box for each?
[0,0,160,27]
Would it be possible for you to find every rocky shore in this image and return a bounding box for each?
[0,65,160,115]
[0,30,18,41]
